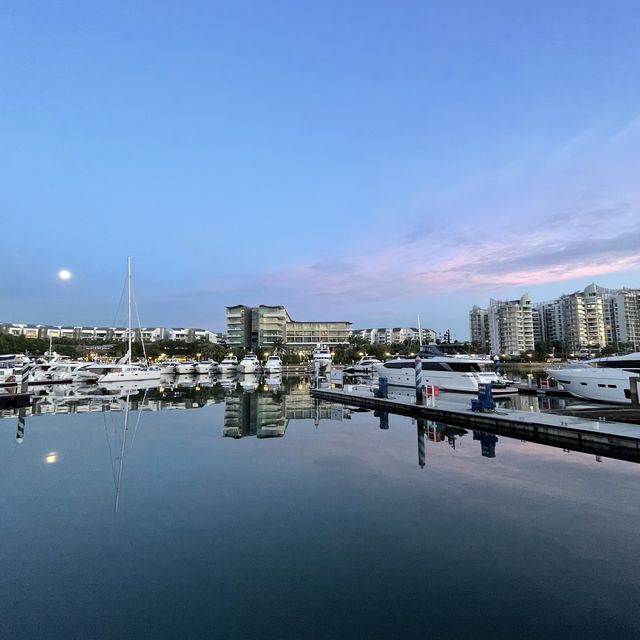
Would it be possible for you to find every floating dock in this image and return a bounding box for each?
[311,387,640,463]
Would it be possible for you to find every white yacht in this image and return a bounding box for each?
[0,354,31,387]
[219,355,238,374]
[373,346,514,394]
[310,344,332,371]
[237,353,261,374]
[345,355,382,374]
[547,352,640,404]
[263,355,283,373]
[194,360,216,375]
[175,361,197,375]
[35,361,99,384]
[158,360,180,375]
[77,359,160,386]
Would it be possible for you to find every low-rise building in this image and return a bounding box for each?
[225,305,351,351]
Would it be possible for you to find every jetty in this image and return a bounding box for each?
[310,386,640,463]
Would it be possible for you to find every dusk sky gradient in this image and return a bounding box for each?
[2,1,640,338]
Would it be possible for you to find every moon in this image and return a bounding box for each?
[58,269,72,280]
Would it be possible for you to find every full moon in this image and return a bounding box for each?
[58,269,72,280]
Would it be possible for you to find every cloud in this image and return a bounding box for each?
[260,115,640,304]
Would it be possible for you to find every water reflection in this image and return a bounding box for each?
[2,373,638,465]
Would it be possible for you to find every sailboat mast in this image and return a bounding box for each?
[127,256,132,363]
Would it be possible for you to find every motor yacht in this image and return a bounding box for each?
[237,353,261,374]
[158,360,180,375]
[0,354,31,387]
[219,355,238,374]
[310,344,332,371]
[175,361,197,375]
[546,352,640,404]
[373,346,514,394]
[264,355,283,373]
[34,361,99,384]
[194,361,216,375]
[344,355,382,374]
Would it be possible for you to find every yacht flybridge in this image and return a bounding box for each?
[373,346,514,394]
[547,352,640,404]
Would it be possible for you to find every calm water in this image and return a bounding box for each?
[1,376,640,639]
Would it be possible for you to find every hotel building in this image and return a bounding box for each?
[225,305,351,351]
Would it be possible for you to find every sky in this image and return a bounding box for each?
[2,1,640,339]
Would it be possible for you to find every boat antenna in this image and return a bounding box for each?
[417,315,423,349]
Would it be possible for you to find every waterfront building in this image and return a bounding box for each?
[225,305,253,348]
[352,327,438,345]
[607,288,640,350]
[0,322,220,343]
[285,320,351,350]
[488,293,535,356]
[469,307,490,351]
[225,305,290,349]
[225,305,350,351]
[474,283,640,354]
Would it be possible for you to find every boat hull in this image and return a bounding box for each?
[547,367,637,404]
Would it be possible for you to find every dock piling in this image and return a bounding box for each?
[630,376,639,405]
[415,356,424,405]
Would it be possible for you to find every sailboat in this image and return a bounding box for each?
[77,257,161,388]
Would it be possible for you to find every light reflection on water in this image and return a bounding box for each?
[1,374,640,639]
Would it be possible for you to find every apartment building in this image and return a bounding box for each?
[225,305,351,351]
[487,294,535,356]
[0,323,220,343]
[474,284,640,354]
[469,306,490,351]
[353,327,439,345]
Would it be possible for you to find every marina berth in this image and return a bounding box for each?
[547,352,640,404]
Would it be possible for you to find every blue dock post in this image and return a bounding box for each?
[415,356,424,404]
[376,376,388,398]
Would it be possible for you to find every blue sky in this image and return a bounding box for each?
[2,1,639,338]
